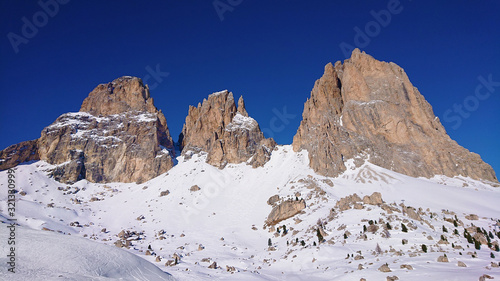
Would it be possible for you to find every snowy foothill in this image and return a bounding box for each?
[0,145,499,280]
[0,226,176,281]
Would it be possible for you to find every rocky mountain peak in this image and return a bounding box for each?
[80,76,157,116]
[293,49,497,182]
[179,90,275,168]
[0,76,176,184]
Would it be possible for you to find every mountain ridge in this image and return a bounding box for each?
[0,49,497,184]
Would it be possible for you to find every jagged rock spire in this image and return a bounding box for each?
[179,90,275,168]
[237,95,248,117]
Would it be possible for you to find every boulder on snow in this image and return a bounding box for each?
[267,195,280,206]
[378,264,391,272]
[190,185,201,192]
[266,199,306,226]
[208,261,217,269]
[400,264,413,270]
[437,255,449,262]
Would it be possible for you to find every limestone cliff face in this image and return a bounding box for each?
[36,76,175,183]
[179,90,275,168]
[0,140,39,170]
[293,49,497,182]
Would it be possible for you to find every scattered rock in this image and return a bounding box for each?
[367,224,379,233]
[190,185,201,192]
[208,261,217,269]
[404,206,422,221]
[165,260,176,266]
[457,261,467,267]
[118,230,128,239]
[267,195,280,206]
[479,274,494,281]
[114,240,124,248]
[335,194,362,211]
[226,265,236,273]
[437,255,449,262]
[378,264,391,272]
[387,276,399,281]
[400,264,413,270]
[354,255,364,260]
[322,179,334,187]
[160,190,170,197]
[465,214,479,220]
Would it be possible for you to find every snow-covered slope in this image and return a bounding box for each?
[0,226,176,280]
[0,145,499,280]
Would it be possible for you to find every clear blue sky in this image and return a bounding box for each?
[1,0,499,175]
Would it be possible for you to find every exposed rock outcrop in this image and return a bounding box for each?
[335,192,384,211]
[266,199,306,226]
[0,140,39,170]
[293,49,497,182]
[179,90,275,168]
[8,76,175,183]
